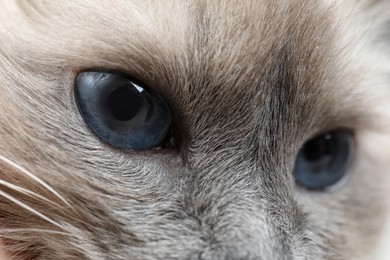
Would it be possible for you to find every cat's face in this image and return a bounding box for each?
[0,0,390,259]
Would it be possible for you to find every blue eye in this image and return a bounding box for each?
[75,71,172,150]
[292,130,354,190]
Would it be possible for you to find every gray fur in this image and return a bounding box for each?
[0,0,389,259]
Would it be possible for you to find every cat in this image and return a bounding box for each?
[0,0,390,259]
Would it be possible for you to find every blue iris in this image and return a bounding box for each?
[293,130,353,190]
[75,71,171,150]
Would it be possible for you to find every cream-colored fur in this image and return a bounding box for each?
[0,0,389,259]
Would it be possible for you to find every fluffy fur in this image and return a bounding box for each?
[0,0,389,259]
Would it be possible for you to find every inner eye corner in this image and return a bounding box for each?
[74,69,178,152]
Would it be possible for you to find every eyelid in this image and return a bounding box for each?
[75,70,173,151]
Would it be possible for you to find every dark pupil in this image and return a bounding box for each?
[107,87,142,121]
[303,134,333,162]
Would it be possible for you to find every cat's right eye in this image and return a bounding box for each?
[75,70,172,150]
[292,130,354,190]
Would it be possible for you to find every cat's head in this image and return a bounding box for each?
[0,0,390,259]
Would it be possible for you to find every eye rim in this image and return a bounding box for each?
[74,69,179,152]
[292,128,356,192]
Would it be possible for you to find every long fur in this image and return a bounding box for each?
[0,0,389,259]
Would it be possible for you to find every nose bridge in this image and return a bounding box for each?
[184,156,273,254]
[184,82,257,166]
[181,127,306,259]
[187,187,293,260]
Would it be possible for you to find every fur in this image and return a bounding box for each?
[0,0,389,259]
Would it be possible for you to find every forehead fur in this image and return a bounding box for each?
[0,0,374,143]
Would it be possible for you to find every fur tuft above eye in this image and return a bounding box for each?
[75,70,172,150]
[293,130,354,190]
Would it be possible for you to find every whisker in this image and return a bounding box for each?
[0,155,71,207]
[0,180,54,205]
[0,190,65,230]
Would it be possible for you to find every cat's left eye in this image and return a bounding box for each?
[75,70,172,150]
[292,130,354,190]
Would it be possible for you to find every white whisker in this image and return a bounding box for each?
[0,180,54,205]
[0,190,65,230]
[0,155,71,207]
